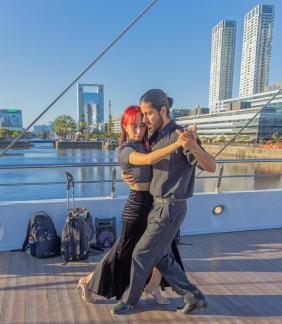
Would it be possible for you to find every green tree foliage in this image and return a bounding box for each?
[0,129,35,140]
[272,132,280,144]
[11,130,21,138]
[53,115,77,139]
[0,129,10,139]
[92,132,120,139]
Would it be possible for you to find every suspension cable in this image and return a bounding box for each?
[0,0,158,158]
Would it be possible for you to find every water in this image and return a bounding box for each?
[0,144,281,202]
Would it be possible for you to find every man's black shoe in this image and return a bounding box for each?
[177,297,208,314]
[110,301,135,315]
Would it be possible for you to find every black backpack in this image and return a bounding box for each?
[22,211,61,258]
[60,208,94,262]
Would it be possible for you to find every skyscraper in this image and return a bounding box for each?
[239,5,274,97]
[208,20,236,111]
[77,84,104,129]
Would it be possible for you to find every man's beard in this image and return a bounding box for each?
[150,112,164,134]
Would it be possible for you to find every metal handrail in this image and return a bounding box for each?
[212,158,282,191]
[198,173,282,179]
[0,158,282,170]
[0,162,119,170]
[0,180,124,187]
[1,173,281,187]
[215,164,224,193]
[215,158,282,163]
[0,159,281,196]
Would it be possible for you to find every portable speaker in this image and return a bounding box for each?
[95,217,117,248]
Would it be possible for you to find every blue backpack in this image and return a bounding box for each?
[22,211,61,258]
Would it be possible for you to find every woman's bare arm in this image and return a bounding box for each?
[128,130,185,165]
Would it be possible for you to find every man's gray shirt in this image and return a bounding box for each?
[149,120,203,199]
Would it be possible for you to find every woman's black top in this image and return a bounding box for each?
[117,140,152,183]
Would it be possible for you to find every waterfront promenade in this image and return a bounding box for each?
[204,144,282,159]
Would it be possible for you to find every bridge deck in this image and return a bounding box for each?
[0,228,282,323]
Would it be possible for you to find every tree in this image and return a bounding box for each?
[272,132,280,144]
[53,115,77,140]
[0,129,10,139]
[11,130,21,138]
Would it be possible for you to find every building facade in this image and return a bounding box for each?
[239,5,274,97]
[0,109,23,131]
[77,84,104,129]
[171,109,191,119]
[33,124,50,137]
[112,115,122,133]
[176,104,282,143]
[209,87,282,114]
[208,20,236,110]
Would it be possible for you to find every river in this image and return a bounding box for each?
[0,144,281,202]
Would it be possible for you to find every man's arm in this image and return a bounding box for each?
[189,144,215,172]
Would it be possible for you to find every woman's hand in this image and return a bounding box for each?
[176,130,189,147]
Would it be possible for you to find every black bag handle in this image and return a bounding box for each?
[34,210,49,218]
[22,219,31,251]
[64,172,75,212]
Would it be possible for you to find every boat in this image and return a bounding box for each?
[102,138,119,150]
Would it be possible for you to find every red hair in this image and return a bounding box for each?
[121,106,142,129]
[119,105,148,148]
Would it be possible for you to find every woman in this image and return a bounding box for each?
[77,105,186,304]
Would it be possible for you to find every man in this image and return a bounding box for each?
[112,89,216,315]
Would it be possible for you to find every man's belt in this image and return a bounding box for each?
[154,197,187,204]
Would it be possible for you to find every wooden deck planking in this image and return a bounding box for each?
[178,229,282,322]
[12,252,27,324]
[0,253,9,322]
[0,228,281,323]
[62,261,92,323]
[1,249,19,323]
[0,252,10,322]
[26,253,39,324]
[36,254,50,323]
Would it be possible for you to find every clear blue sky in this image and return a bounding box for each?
[0,0,281,127]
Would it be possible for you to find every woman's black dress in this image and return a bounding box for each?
[87,190,184,300]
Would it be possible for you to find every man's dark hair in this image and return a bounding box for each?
[140,89,173,115]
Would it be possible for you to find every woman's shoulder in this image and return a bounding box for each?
[117,142,140,165]
[117,141,138,154]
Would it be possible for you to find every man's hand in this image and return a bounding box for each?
[181,126,198,151]
[177,124,215,172]
[175,125,198,150]
[184,128,198,151]
[191,124,198,140]
[121,170,135,187]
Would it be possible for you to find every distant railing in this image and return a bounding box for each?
[0,158,281,197]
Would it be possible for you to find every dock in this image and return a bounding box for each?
[0,140,31,148]
[55,140,103,149]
